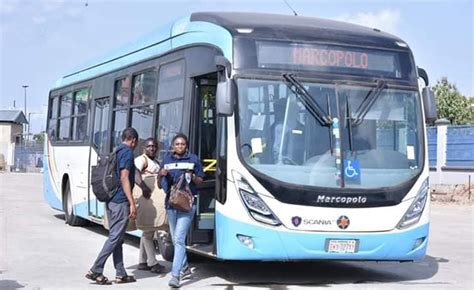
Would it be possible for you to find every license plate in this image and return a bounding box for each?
[326,239,359,253]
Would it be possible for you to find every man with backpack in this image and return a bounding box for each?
[86,127,139,285]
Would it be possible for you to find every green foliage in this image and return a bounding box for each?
[33,133,45,145]
[433,78,474,125]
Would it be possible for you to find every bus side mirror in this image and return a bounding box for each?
[215,56,235,116]
[418,67,429,86]
[422,87,437,122]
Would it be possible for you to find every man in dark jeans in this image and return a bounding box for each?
[85,127,139,285]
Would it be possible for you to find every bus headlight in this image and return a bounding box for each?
[397,178,429,229]
[232,170,281,226]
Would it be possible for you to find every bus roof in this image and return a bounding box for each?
[53,12,408,90]
[191,12,406,47]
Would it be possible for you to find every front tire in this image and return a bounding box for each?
[63,180,87,226]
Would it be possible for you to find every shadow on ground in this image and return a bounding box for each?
[53,214,445,287]
[0,280,25,290]
[184,255,444,288]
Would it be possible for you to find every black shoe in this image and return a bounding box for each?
[150,263,165,273]
[114,275,136,284]
[137,263,151,270]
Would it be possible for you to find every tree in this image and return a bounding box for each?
[468,97,474,124]
[433,78,473,125]
[33,133,45,145]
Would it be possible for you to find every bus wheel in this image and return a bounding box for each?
[63,180,87,226]
[157,231,174,262]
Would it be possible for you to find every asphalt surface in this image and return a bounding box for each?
[0,172,473,289]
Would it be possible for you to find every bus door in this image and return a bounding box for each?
[89,97,111,220]
[190,75,217,247]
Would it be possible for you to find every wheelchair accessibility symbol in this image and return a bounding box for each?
[343,159,361,183]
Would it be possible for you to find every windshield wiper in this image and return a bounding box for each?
[352,79,386,126]
[283,74,332,126]
[346,95,354,153]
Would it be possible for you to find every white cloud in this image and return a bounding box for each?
[333,9,401,35]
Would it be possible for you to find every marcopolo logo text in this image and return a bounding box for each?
[316,195,367,204]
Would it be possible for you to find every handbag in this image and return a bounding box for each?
[169,174,194,212]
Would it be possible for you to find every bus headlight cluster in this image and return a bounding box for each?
[232,170,281,226]
[397,178,429,229]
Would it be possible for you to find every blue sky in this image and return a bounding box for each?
[1,0,472,134]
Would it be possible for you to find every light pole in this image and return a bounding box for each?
[22,85,29,143]
[27,112,39,143]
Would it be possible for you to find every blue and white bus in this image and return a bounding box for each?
[44,12,437,262]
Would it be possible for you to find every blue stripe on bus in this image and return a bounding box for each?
[42,154,62,210]
[216,211,428,261]
[75,199,90,220]
[54,17,232,89]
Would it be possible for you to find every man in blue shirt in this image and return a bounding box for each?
[86,127,138,285]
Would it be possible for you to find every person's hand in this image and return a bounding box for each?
[129,203,137,219]
[159,168,168,177]
[142,184,152,199]
[185,170,194,183]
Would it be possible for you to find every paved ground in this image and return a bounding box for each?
[0,172,473,289]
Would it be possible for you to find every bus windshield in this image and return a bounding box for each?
[237,78,423,189]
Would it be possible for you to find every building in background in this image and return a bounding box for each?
[0,110,28,171]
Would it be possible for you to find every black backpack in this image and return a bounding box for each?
[91,148,121,202]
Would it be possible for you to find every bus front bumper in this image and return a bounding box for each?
[216,212,429,261]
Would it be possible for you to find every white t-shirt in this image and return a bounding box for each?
[134,154,160,174]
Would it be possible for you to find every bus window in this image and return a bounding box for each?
[112,109,127,148]
[60,92,73,117]
[132,71,156,105]
[47,96,59,141]
[130,71,156,154]
[71,88,89,141]
[112,77,132,148]
[92,98,110,154]
[131,105,154,155]
[114,77,131,108]
[157,60,185,102]
[156,100,183,160]
[58,92,72,141]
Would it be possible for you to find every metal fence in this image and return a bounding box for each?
[13,143,44,172]
[428,124,474,185]
[427,127,437,168]
[446,126,474,167]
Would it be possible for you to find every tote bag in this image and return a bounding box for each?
[169,174,194,212]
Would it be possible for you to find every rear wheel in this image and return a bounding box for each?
[63,180,87,226]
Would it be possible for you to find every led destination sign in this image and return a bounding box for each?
[256,41,402,78]
[292,47,369,69]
